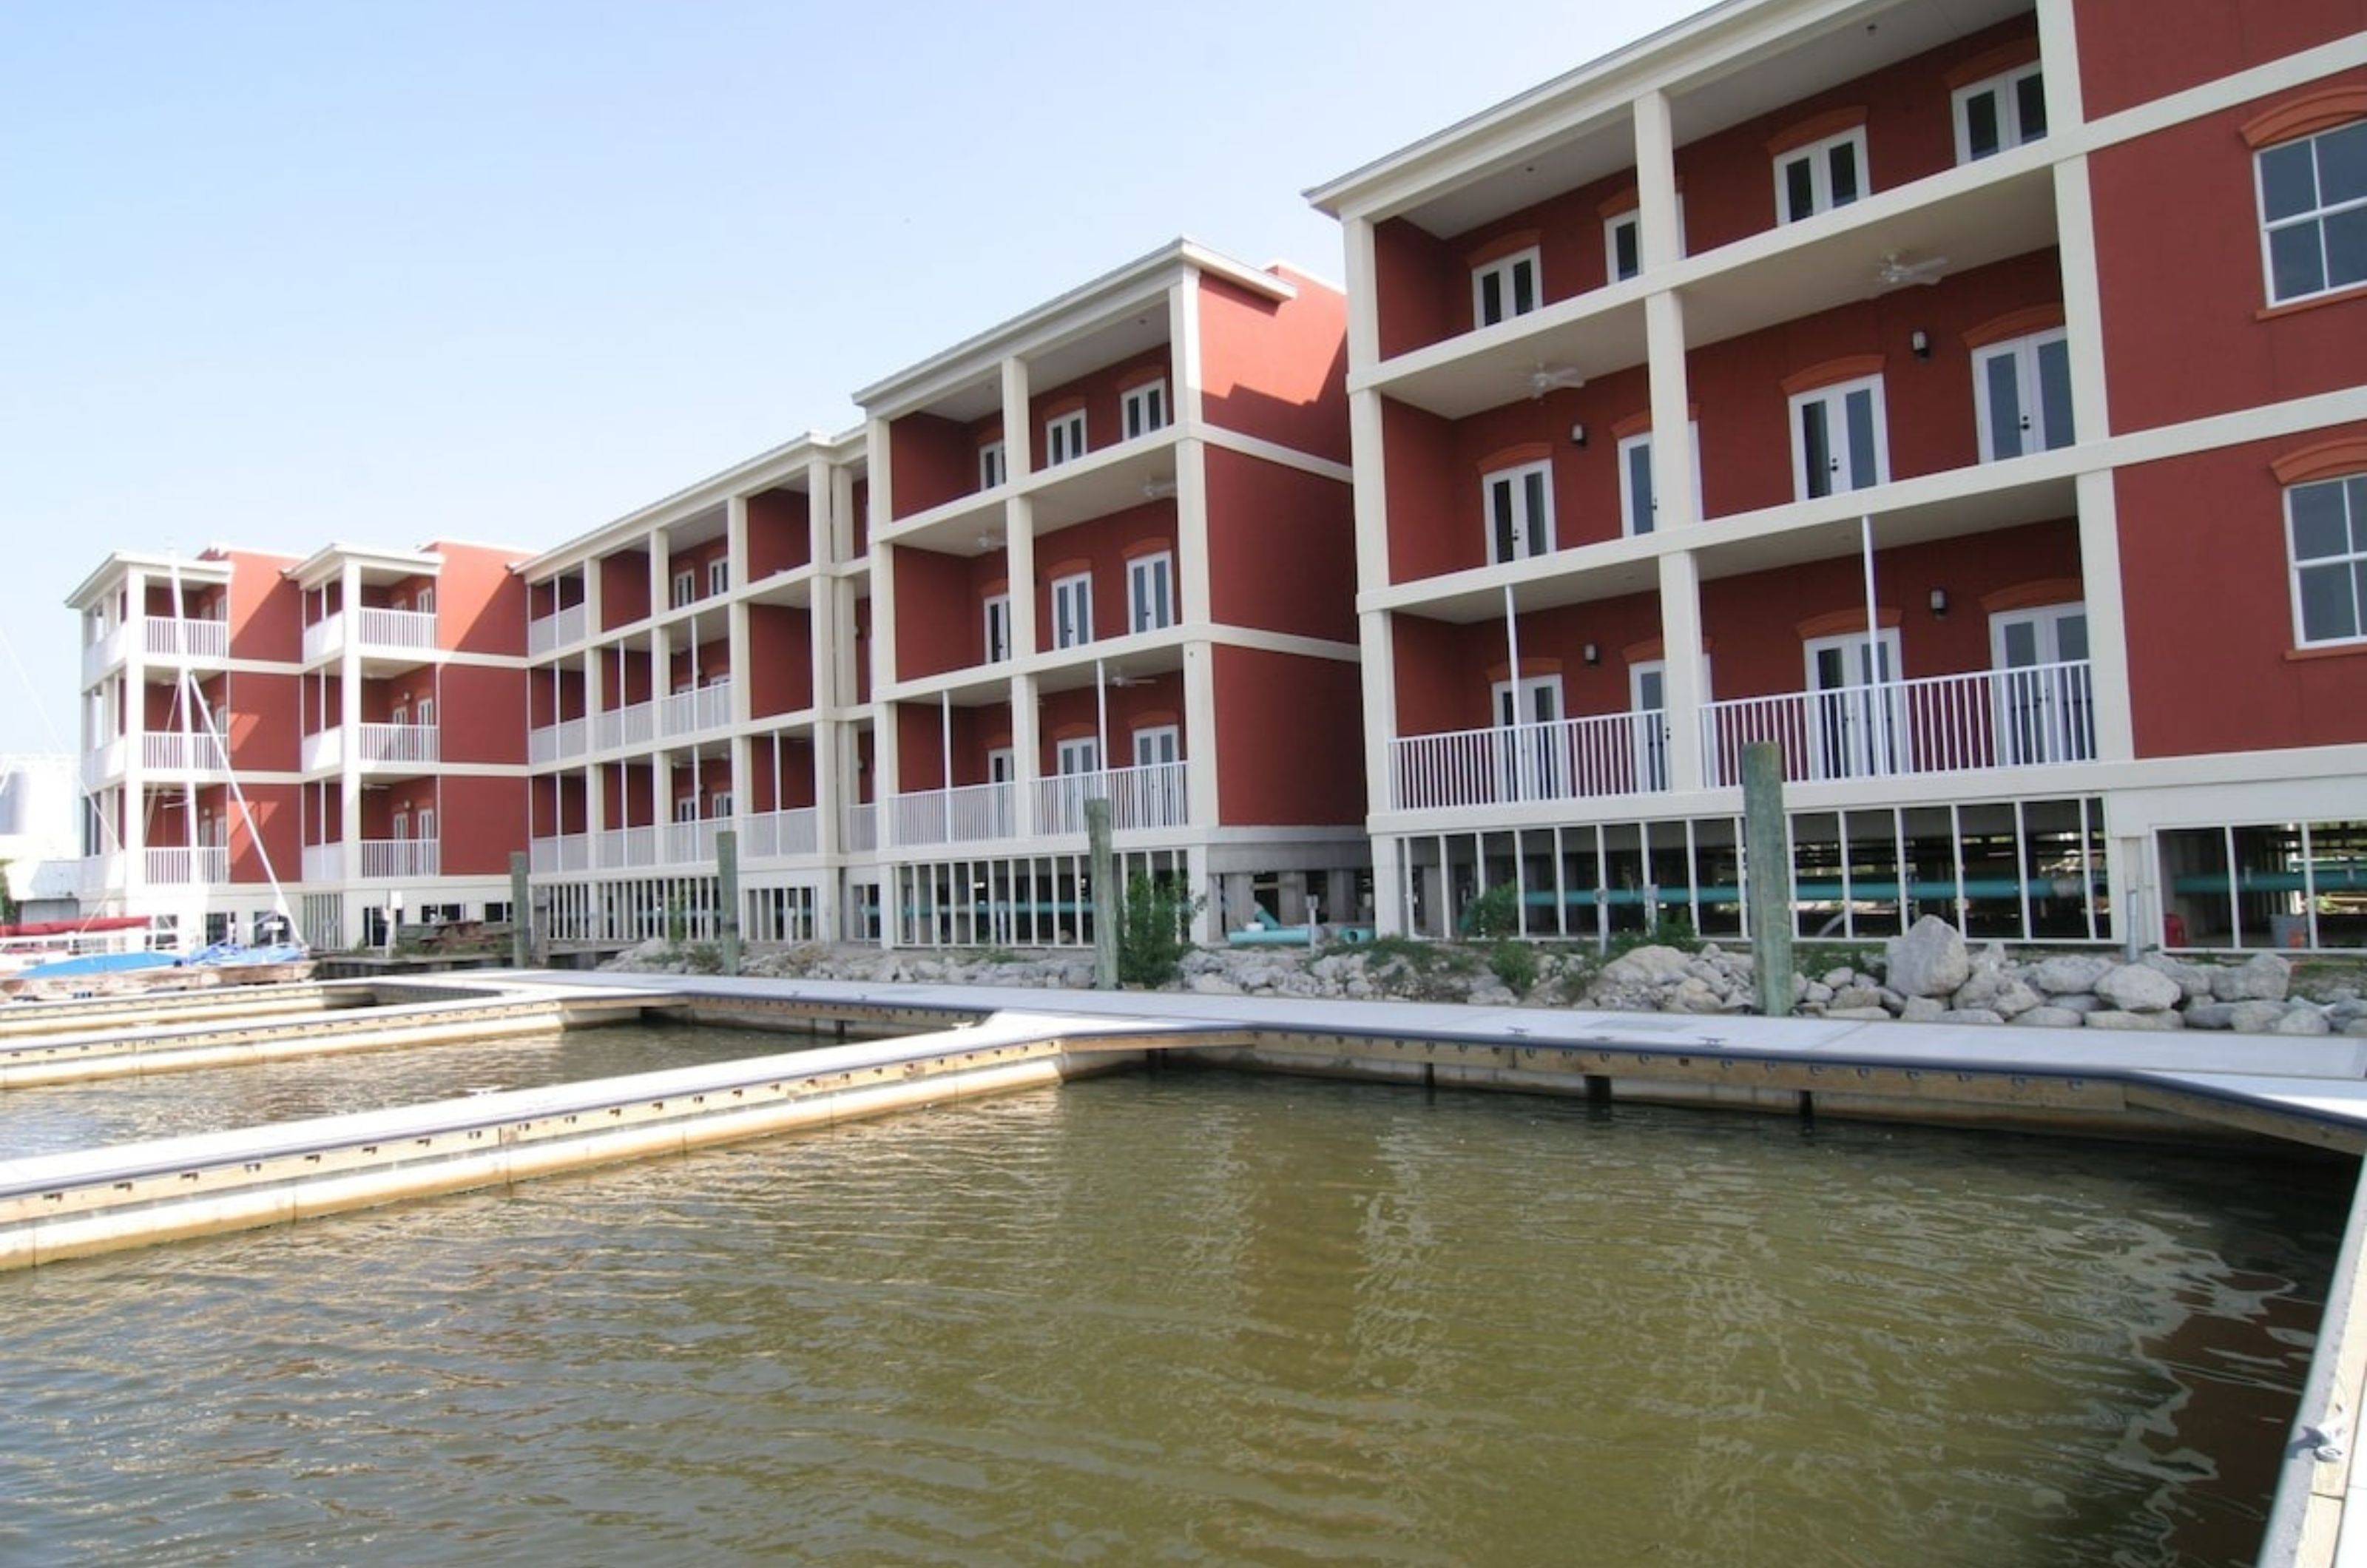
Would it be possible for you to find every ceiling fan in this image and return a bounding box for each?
[1527,364,1586,399]
[1874,251,1949,291]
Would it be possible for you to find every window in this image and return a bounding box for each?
[1803,631,1906,779]
[1483,460,1554,562]
[1973,330,2073,461]
[2289,474,2367,646]
[390,703,408,726]
[709,791,734,820]
[1132,725,1180,768]
[416,806,435,842]
[1056,736,1100,775]
[674,796,699,823]
[979,441,1006,490]
[413,586,436,616]
[1121,380,1168,441]
[987,748,1016,784]
[1954,64,2046,163]
[707,558,729,598]
[1604,200,1684,283]
[415,697,435,726]
[1127,552,1175,633]
[1629,661,1674,794]
[391,810,410,841]
[2258,121,2367,305]
[983,593,1012,663]
[1045,410,1088,467]
[1789,376,1888,499]
[1051,572,1095,649]
[1775,128,1868,223]
[1491,675,1563,800]
[671,569,696,609]
[1991,604,2093,766]
[1616,425,1703,536]
[1472,248,1540,328]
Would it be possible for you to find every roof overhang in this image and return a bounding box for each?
[283,544,445,592]
[64,551,235,610]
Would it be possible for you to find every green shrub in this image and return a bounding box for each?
[678,942,723,974]
[1489,939,1539,993]
[1462,883,1522,939]
[1117,873,1198,987]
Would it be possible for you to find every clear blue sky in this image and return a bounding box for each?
[1,0,1703,756]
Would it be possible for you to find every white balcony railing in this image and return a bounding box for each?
[661,818,725,865]
[527,602,589,656]
[303,606,438,664]
[143,845,229,885]
[302,843,342,883]
[143,615,229,662]
[745,806,819,858]
[1032,760,1189,837]
[356,723,439,766]
[140,730,232,774]
[889,780,1016,848]
[594,701,655,752]
[661,681,733,737]
[598,825,658,869]
[1391,712,1669,811]
[358,837,440,879]
[528,717,589,765]
[1701,661,2096,788]
[843,804,877,853]
[529,834,591,873]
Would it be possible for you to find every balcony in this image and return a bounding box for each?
[1033,760,1188,837]
[358,838,440,879]
[661,819,726,865]
[301,723,441,773]
[661,680,733,737]
[141,731,233,775]
[527,603,590,656]
[144,615,229,664]
[843,804,877,854]
[81,740,125,790]
[143,845,229,885]
[889,781,1016,848]
[1391,712,1668,812]
[593,701,655,752]
[745,807,819,858]
[596,826,658,868]
[1701,662,2094,788]
[528,717,590,765]
[303,607,439,666]
[529,833,591,874]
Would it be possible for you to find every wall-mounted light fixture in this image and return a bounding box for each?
[1911,328,1932,360]
[1928,587,1949,618]
[1570,422,1589,447]
[1582,642,1601,666]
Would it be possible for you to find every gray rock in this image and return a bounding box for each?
[2139,953,2215,1001]
[2210,952,2293,1002]
[1669,978,1727,1013]
[2271,1007,2332,1036]
[1601,945,1693,986]
[1875,987,1906,1012]
[2347,1020,2367,1038]
[2095,964,2183,1013]
[1831,985,1884,1013]
[1186,973,1241,995]
[2011,1006,2089,1029]
[2185,999,2291,1033]
[1900,996,1947,1023]
[1885,916,1971,998]
[1952,970,2041,1018]
[1823,1007,1894,1021]
[2028,955,2116,996]
[1821,967,1855,990]
[2083,1008,2186,1031]
[1937,1008,2006,1025]
[2050,992,2105,1015]
[1804,981,1834,1005]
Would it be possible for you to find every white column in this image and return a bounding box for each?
[120,567,149,877]
[1184,642,1220,828]
[2052,155,2112,445]
[999,356,1033,479]
[1005,495,1039,663]
[1656,552,1707,792]
[337,560,363,879]
[1632,89,1683,273]
[648,531,671,624]
[1010,672,1041,837]
[1167,277,1204,429]
[726,496,752,730]
[2033,0,2086,129]
[1370,834,1406,938]
[2074,470,2135,763]
[1644,291,1698,531]
[1359,608,1399,817]
[1342,216,1381,376]
[1175,439,1212,627]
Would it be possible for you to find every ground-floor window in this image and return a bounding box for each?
[743,884,819,945]
[2159,820,2367,951]
[536,876,723,945]
[893,849,1190,948]
[1392,795,2110,946]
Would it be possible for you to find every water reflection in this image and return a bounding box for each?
[0,1070,2343,1567]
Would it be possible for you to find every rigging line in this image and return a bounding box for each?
[165,555,297,933]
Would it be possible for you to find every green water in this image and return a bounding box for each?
[0,1069,2343,1565]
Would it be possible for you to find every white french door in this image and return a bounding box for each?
[1791,377,1887,499]
[1491,675,1563,800]
[1973,330,2073,462]
[1629,661,1668,794]
[1803,631,1905,779]
[1990,604,2093,766]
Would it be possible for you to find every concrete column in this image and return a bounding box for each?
[120,568,149,874]
[999,356,1033,479]
[1010,672,1041,837]
[337,560,363,879]
[1371,834,1405,937]
[2052,155,2112,446]
[2033,0,2086,129]
[648,531,671,624]
[1632,90,1683,274]
[1166,277,1204,429]
[1656,552,1708,792]
[1005,496,1039,661]
[1183,641,1220,829]
[1186,842,1214,944]
[1175,439,1212,628]
[1348,388,1391,595]
[2074,470,2135,763]
[1644,291,1698,531]
[1358,608,1398,820]
[1342,217,1380,376]
[725,496,752,730]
